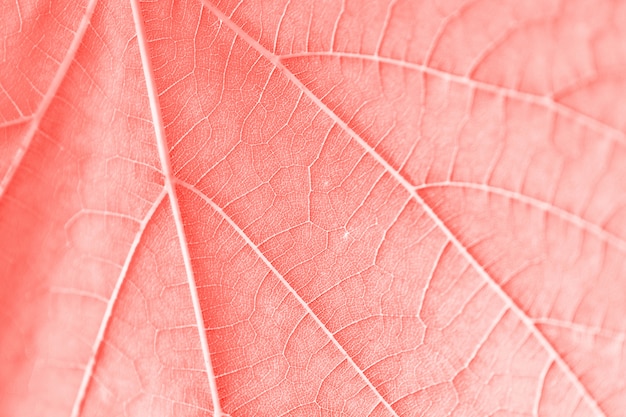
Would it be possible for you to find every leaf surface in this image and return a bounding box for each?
[1,0,625,416]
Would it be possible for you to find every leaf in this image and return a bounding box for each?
[1,0,625,416]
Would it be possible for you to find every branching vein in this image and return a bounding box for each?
[416,181,626,253]
[0,0,99,199]
[200,2,607,415]
[177,178,401,417]
[130,1,222,415]
[70,189,167,417]
[278,50,625,144]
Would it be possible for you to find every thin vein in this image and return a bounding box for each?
[278,50,625,144]
[417,181,626,253]
[534,317,626,341]
[177,178,400,417]
[534,359,553,417]
[201,3,606,415]
[0,0,99,199]
[130,1,222,416]
[70,189,167,417]
[0,115,32,129]
[49,287,109,304]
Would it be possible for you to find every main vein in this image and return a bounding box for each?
[130,1,222,416]
[200,2,606,416]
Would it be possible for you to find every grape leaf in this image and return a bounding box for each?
[1,0,625,416]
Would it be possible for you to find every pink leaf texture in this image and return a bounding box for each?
[1,0,625,416]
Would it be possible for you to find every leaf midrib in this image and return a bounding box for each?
[130,0,223,415]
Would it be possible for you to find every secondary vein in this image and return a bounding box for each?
[177,178,400,417]
[70,189,167,417]
[416,181,626,253]
[0,0,99,199]
[278,51,625,145]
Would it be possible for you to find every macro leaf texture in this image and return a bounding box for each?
[1,0,626,416]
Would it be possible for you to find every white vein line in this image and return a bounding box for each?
[534,317,626,341]
[200,3,606,415]
[0,0,99,199]
[416,181,626,253]
[130,1,222,416]
[70,189,166,417]
[534,359,553,417]
[277,51,625,144]
[0,115,32,129]
[176,178,400,417]
[49,287,109,304]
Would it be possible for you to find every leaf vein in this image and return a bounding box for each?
[70,189,167,417]
[131,1,222,415]
[417,181,626,253]
[0,0,99,199]
[278,50,625,144]
[201,2,607,415]
[176,178,401,417]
